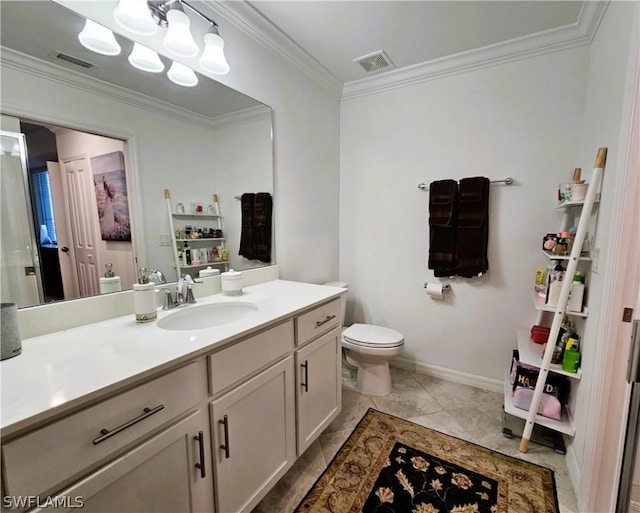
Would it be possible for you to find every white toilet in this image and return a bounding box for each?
[324,282,405,396]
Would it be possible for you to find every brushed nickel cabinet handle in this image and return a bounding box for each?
[301,360,309,392]
[194,430,206,478]
[315,314,336,327]
[93,404,165,445]
[219,415,230,459]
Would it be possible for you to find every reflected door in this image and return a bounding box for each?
[0,131,42,307]
[61,155,99,297]
[47,161,80,300]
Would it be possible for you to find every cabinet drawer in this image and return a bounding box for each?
[295,299,341,346]
[2,361,206,498]
[209,320,294,395]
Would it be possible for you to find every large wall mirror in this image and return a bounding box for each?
[0,0,274,308]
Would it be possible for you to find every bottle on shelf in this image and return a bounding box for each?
[545,261,565,307]
[184,242,192,265]
[567,272,585,313]
[178,245,184,266]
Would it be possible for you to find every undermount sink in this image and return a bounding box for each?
[157,301,258,331]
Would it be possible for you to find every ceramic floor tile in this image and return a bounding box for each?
[414,373,500,410]
[446,404,505,442]
[369,377,443,418]
[251,440,326,513]
[318,428,353,463]
[405,410,467,439]
[324,386,376,434]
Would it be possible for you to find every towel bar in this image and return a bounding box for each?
[417,177,513,191]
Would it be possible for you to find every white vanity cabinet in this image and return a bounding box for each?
[35,408,214,513]
[207,320,296,513]
[210,357,295,513]
[295,298,342,455]
[1,361,212,512]
[295,327,341,454]
[1,283,345,513]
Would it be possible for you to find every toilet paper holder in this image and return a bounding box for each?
[423,282,451,291]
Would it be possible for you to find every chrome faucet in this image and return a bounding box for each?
[162,274,200,310]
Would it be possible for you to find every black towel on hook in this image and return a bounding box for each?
[456,177,490,277]
[428,179,458,277]
[239,193,255,259]
[253,192,272,263]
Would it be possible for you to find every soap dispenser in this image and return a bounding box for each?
[133,268,157,323]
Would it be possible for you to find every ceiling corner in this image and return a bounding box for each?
[201,1,343,99]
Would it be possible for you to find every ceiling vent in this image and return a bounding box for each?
[353,50,394,73]
[54,52,96,69]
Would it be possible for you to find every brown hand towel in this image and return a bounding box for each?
[428,179,458,277]
[253,192,272,263]
[239,193,255,259]
[456,177,490,277]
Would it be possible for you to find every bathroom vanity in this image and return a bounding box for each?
[0,280,344,513]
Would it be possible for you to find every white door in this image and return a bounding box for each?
[47,161,80,300]
[61,156,100,297]
[296,327,342,455]
[210,357,295,513]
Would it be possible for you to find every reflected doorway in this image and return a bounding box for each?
[18,120,136,304]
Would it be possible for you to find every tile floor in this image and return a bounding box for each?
[252,367,578,513]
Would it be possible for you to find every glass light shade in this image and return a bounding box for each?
[167,61,198,87]
[163,9,198,58]
[128,43,164,73]
[113,0,157,36]
[78,19,121,56]
[199,32,230,75]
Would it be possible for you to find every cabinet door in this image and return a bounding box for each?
[211,357,295,513]
[296,327,342,454]
[31,409,214,513]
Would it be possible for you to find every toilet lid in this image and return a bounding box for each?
[343,324,404,348]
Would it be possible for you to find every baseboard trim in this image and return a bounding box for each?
[391,357,503,394]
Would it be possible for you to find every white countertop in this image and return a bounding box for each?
[0,280,344,436]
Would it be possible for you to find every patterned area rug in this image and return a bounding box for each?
[295,409,559,513]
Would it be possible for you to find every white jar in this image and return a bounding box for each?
[199,266,220,278]
[133,281,157,322]
[221,269,243,296]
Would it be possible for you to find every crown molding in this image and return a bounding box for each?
[342,1,609,101]
[0,48,268,131]
[199,0,343,98]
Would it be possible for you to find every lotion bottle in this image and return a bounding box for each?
[133,268,157,323]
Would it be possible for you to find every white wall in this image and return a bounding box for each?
[341,47,589,381]
[569,1,639,510]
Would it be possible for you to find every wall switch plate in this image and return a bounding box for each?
[158,234,172,246]
[591,246,600,274]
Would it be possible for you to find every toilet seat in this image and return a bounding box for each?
[342,323,404,349]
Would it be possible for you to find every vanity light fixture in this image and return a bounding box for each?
[113,0,158,36]
[162,2,199,58]
[199,24,229,75]
[78,0,230,87]
[128,42,164,72]
[167,61,198,87]
[78,19,121,56]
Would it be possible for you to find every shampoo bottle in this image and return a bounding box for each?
[133,268,157,323]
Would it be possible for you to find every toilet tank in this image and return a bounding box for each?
[323,281,348,326]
